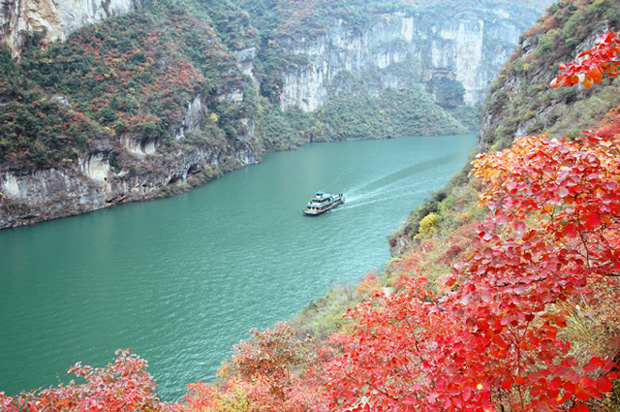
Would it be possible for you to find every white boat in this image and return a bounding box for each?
[303,191,344,216]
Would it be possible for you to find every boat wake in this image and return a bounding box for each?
[343,190,417,210]
[343,151,466,209]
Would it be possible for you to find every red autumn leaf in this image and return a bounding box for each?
[492,334,509,349]
[597,376,613,393]
[462,385,472,401]
[583,362,598,373]
[589,67,603,83]
[564,223,578,238]
[585,212,602,230]
[513,220,526,234]
[495,211,508,224]
[582,76,594,89]
[571,403,590,412]
[501,378,513,390]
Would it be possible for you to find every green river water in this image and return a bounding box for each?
[0,133,476,400]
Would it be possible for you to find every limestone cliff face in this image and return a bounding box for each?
[0,127,259,229]
[0,0,553,229]
[389,0,620,257]
[278,1,551,111]
[478,1,620,152]
[0,88,259,229]
[0,145,258,229]
[0,0,145,57]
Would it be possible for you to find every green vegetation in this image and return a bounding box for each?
[0,2,258,168]
[0,0,482,173]
[316,86,469,141]
[481,0,620,151]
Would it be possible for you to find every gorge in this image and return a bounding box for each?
[0,0,551,229]
[0,132,475,399]
[4,0,620,411]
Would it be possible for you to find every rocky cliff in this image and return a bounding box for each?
[0,0,146,57]
[0,91,259,228]
[389,0,620,256]
[0,140,258,229]
[276,1,552,112]
[0,0,553,229]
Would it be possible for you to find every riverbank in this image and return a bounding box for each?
[0,134,475,399]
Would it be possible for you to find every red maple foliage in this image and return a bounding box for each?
[181,322,327,412]
[552,31,620,89]
[0,349,177,412]
[317,27,620,412]
[320,133,620,412]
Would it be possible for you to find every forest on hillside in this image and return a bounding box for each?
[3,0,620,411]
[0,0,462,170]
[0,0,548,229]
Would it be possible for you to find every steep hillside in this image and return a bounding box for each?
[390,0,620,254]
[480,0,620,150]
[0,0,146,58]
[0,2,261,227]
[0,0,550,229]
[6,1,620,411]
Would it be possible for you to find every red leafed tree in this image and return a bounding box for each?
[182,322,326,412]
[320,27,620,412]
[0,349,177,412]
[551,31,620,89]
[321,133,620,412]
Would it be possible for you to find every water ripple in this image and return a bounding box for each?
[0,134,476,400]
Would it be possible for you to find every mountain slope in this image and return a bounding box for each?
[0,0,550,228]
[480,0,620,151]
[390,0,620,254]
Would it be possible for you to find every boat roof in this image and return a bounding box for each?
[314,190,342,196]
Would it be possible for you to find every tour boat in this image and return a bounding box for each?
[303,190,344,216]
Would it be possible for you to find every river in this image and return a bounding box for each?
[0,133,476,400]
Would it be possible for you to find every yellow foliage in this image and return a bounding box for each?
[416,212,440,240]
[210,112,219,123]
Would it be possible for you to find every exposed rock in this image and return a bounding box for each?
[237,46,258,84]
[121,134,159,157]
[215,84,245,104]
[0,0,146,57]
[278,2,552,111]
[0,168,106,229]
[0,141,259,229]
[176,95,207,140]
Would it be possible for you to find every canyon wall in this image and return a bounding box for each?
[0,0,147,57]
[0,0,553,229]
[278,1,550,111]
